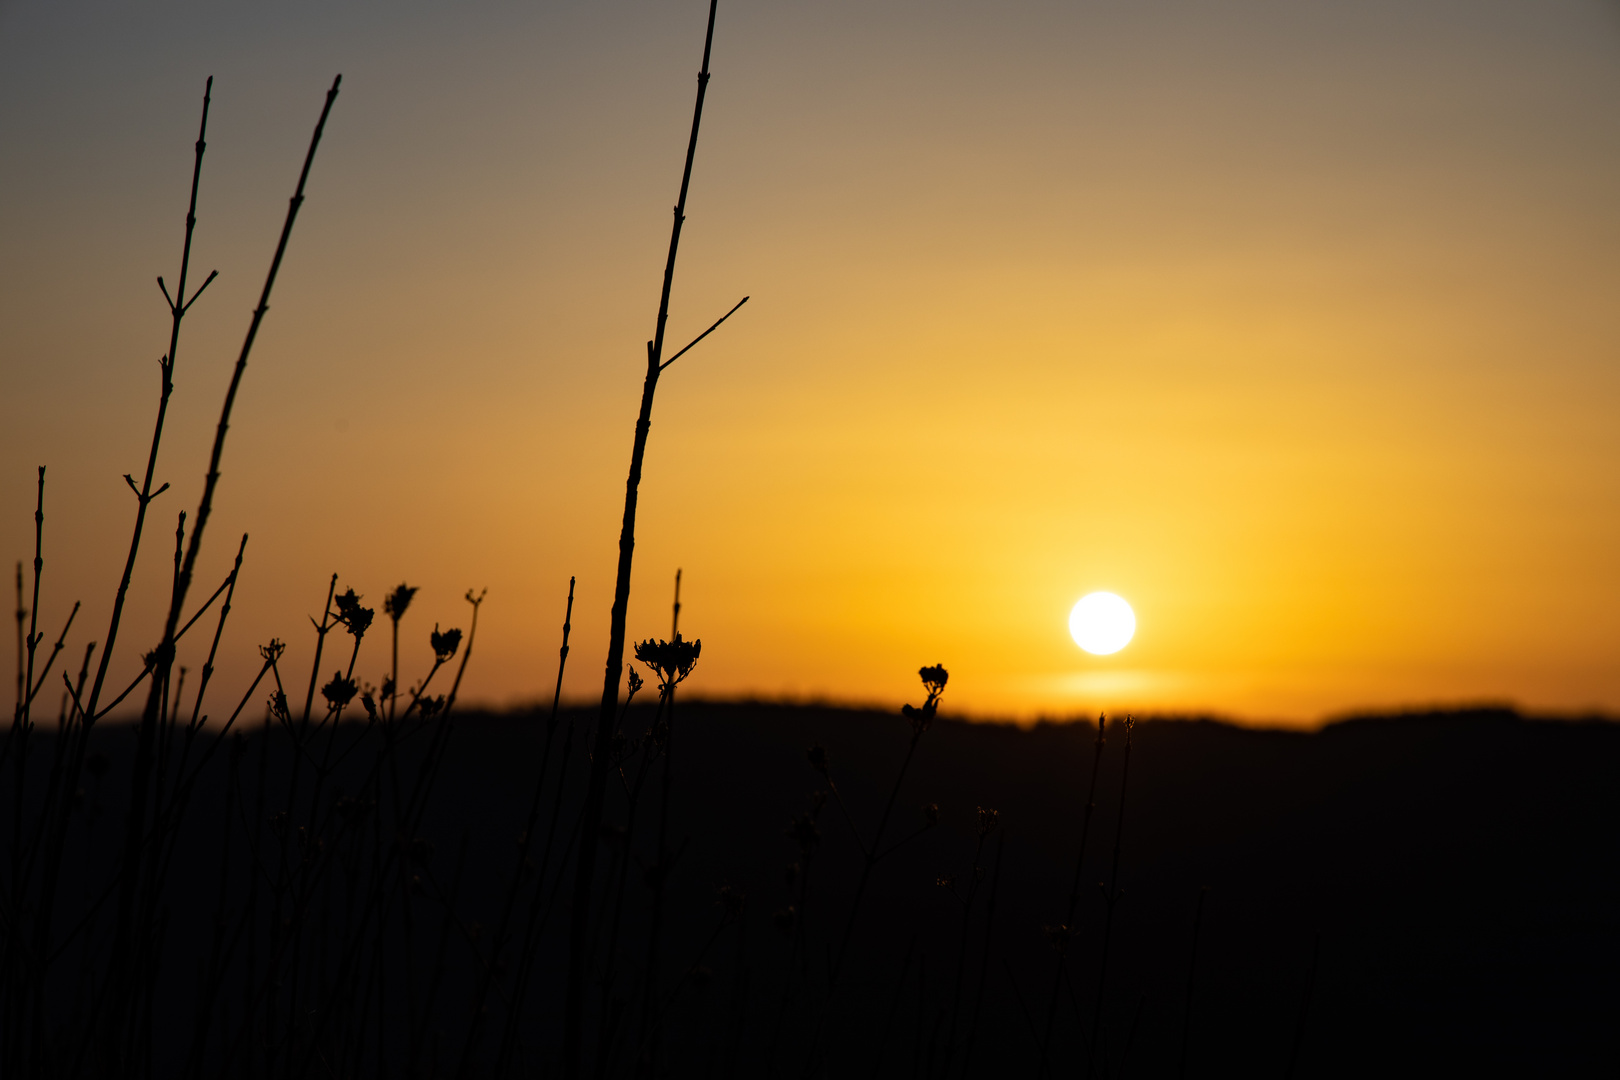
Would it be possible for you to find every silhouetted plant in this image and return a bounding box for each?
[0,74,346,1079]
[938,805,999,1074]
[463,577,574,1076]
[321,673,359,712]
[1038,711,1108,1075]
[778,664,949,1076]
[1087,714,1134,1080]
[833,664,948,979]
[563,1,749,1069]
[383,583,418,721]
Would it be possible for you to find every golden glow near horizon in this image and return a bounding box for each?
[1070,593,1135,657]
[2,2,1619,726]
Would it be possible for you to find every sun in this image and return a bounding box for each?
[1069,592,1136,656]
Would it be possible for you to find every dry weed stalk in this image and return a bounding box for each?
[1086,714,1134,1080]
[1038,711,1108,1075]
[562,0,748,1073]
[0,75,348,1078]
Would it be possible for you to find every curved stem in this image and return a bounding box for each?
[562,5,720,1075]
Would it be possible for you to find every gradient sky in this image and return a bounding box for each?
[3,1,1618,724]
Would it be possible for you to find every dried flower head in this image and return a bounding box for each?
[901,663,950,734]
[334,589,374,639]
[430,624,462,664]
[321,672,357,710]
[633,633,702,690]
[1044,924,1071,954]
[259,638,286,663]
[786,813,820,854]
[384,583,418,623]
[936,874,957,889]
[806,744,829,775]
[360,692,377,721]
[976,806,999,837]
[417,694,445,718]
[626,668,644,697]
[269,689,291,723]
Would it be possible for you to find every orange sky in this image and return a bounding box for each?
[3,1,1618,725]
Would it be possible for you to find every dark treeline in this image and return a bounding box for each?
[9,702,1618,1077]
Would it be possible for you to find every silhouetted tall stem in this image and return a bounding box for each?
[11,563,21,719]
[102,75,341,1071]
[457,576,573,1075]
[83,79,215,724]
[301,574,338,725]
[1039,714,1107,1073]
[636,684,679,1073]
[1086,716,1133,1080]
[185,533,248,730]
[495,693,590,1076]
[958,831,1005,1077]
[18,83,215,1078]
[581,694,661,1080]
[831,728,923,987]
[943,840,982,1059]
[635,570,686,1073]
[562,5,720,1075]
[943,818,997,1075]
[794,723,927,1079]
[20,468,44,728]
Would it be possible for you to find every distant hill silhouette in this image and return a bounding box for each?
[586,701,1620,1077]
[54,702,1619,1076]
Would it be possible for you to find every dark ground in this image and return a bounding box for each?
[49,702,1620,1077]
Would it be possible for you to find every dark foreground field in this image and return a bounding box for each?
[21,702,1620,1077]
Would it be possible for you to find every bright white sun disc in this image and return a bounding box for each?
[1069,593,1135,656]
